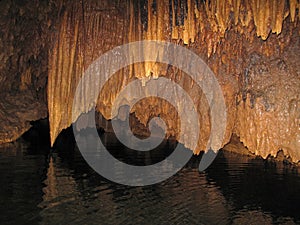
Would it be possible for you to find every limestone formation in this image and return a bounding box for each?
[0,0,299,162]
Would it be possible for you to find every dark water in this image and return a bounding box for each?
[0,130,300,225]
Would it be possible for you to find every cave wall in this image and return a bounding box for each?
[0,0,61,143]
[235,35,300,161]
[0,0,299,162]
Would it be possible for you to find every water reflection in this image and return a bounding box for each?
[0,141,46,225]
[0,132,299,225]
[39,150,231,224]
[206,151,300,224]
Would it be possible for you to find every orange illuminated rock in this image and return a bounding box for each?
[0,0,298,162]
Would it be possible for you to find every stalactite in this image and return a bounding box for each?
[48,1,128,145]
[274,0,285,35]
[233,0,241,25]
[46,0,299,162]
[289,0,297,22]
[128,0,299,53]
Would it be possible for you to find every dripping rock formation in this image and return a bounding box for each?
[0,0,299,162]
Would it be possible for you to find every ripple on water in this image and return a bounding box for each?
[0,135,300,225]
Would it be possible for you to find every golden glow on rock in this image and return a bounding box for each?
[129,0,299,43]
[47,0,300,162]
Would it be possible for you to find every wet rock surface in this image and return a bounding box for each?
[0,0,299,162]
[0,0,57,143]
[235,34,300,162]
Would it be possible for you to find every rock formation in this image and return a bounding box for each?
[0,0,299,162]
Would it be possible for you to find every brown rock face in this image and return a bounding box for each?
[235,36,300,162]
[0,0,56,143]
[0,0,299,162]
